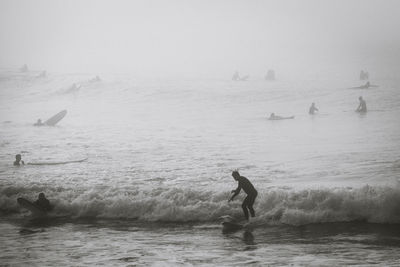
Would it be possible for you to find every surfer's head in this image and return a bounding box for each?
[359,96,363,101]
[38,193,45,199]
[15,154,21,161]
[232,170,240,180]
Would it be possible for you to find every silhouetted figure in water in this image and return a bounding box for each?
[34,119,45,126]
[309,103,319,115]
[34,193,52,211]
[356,96,367,113]
[229,171,258,221]
[265,69,275,81]
[361,81,371,89]
[13,154,24,166]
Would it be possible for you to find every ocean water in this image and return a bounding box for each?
[0,70,400,266]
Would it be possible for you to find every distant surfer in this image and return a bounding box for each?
[229,171,258,221]
[361,81,371,89]
[268,113,294,120]
[265,69,275,81]
[309,103,319,115]
[356,96,367,113]
[89,75,101,82]
[13,154,24,166]
[34,193,52,212]
[350,81,378,89]
[34,119,45,126]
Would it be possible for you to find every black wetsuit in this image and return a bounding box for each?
[232,176,258,220]
[34,198,52,212]
[309,106,318,115]
[357,100,367,112]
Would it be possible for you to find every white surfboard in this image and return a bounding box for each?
[45,110,67,126]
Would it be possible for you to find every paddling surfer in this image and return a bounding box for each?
[268,113,294,120]
[34,119,44,126]
[34,193,52,211]
[229,171,258,221]
[362,81,371,89]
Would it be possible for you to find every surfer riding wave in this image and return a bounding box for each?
[229,171,258,221]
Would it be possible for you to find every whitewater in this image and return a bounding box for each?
[1,70,400,266]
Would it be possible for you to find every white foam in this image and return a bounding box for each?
[2,185,400,225]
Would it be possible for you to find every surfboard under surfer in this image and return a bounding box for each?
[229,171,258,221]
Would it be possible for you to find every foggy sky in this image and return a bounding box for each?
[1,0,399,77]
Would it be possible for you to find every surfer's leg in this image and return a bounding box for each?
[242,197,250,221]
[248,198,256,217]
[248,195,256,217]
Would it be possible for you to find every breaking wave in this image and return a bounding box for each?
[1,185,400,225]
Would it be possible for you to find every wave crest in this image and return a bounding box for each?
[1,185,399,225]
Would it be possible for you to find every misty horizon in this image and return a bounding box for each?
[1,0,400,78]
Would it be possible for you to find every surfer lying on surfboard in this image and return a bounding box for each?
[18,193,53,218]
[229,171,258,221]
[349,81,379,89]
[268,113,295,120]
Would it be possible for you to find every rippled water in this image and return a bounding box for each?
[1,70,400,265]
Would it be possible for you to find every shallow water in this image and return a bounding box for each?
[1,219,400,266]
[1,71,400,265]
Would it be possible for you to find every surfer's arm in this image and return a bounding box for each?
[229,185,241,202]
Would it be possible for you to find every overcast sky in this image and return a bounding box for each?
[1,0,399,76]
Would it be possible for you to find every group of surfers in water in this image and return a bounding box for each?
[14,155,52,211]
[269,96,367,120]
[14,94,368,222]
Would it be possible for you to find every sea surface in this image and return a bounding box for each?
[0,70,400,266]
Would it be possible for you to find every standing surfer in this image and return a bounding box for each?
[309,103,319,115]
[356,96,367,113]
[229,171,258,221]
